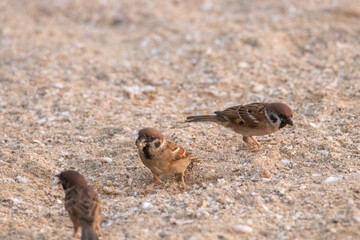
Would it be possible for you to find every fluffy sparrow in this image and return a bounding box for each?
[186,102,293,149]
[53,170,102,240]
[135,127,194,192]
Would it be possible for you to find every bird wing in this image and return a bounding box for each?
[65,187,101,224]
[167,140,190,161]
[215,103,266,128]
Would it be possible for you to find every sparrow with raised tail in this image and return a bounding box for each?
[53,170,102,240]
[135,127,194,192]
[186,102,293,149]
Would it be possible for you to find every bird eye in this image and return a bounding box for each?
[279,114,284,118]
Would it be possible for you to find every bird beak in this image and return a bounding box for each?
[287,118,293,126]
[52,175,60,185]
[135,137,144,147]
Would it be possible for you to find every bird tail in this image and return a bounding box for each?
[186,115,220,123]
[81,226,98,240]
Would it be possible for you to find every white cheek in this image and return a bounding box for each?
[274,119,281,128]
[52,176,60,185]
[277,119,281,125]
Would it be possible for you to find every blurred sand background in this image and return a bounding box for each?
[0,0,360,239]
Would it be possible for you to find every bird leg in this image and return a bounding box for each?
[96,224,103,237]
[250,136,261,148]
[72,225,79,238]
[70,215,79,238]
[250,136,271,150]
[242,136,257,149]
[180,172,186,191]
[144,175,160,194]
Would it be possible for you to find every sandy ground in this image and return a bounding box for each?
[1,0,360,239]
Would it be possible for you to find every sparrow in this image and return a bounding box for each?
[186,102,293,149]
[53,170,102,240]
[135,127,194,192]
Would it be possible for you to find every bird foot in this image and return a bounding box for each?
[142,176,160,195]
[180,182,187,192]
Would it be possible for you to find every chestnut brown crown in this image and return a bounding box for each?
[265,103,293,118]
[138,127,164,140]
[56,170,88,190]
[136,127,164,146]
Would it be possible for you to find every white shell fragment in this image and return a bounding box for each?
[324,177,341,183]
[16,176,28,183]
[232,225,253,233]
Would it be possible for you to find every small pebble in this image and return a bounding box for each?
[142,202,152,209]
[232,224,253,233]
[353,216,360,222]
[206,142,213,151]
[252,84,265,93]
[310,122,320,128]
[312,174,321,177]
[4,178,15,183]
[25,209,33,214]
[238,61,249,69]
[217,178,226,186]
[16,176,28,183]
[103,186,114,194]
[102,157,113,163]
[324,176,341,183]
[263,169,271,178]
[282,160,291,164]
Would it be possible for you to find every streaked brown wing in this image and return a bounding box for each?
[215,105,245,125]
[238,103,266,127]
[167,140,189,161]
[65,187,100,224]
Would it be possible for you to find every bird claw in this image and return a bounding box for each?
[180,183,187,192]
[250,147,262,152]
[142,176,160,195]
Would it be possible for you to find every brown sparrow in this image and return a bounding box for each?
[135,127,194,192]
[53,170,102,240]
[186,102,293,149]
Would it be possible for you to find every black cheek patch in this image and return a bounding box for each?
[155,141,161,148]
[270,113,277,123]
[143,144,152,159]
